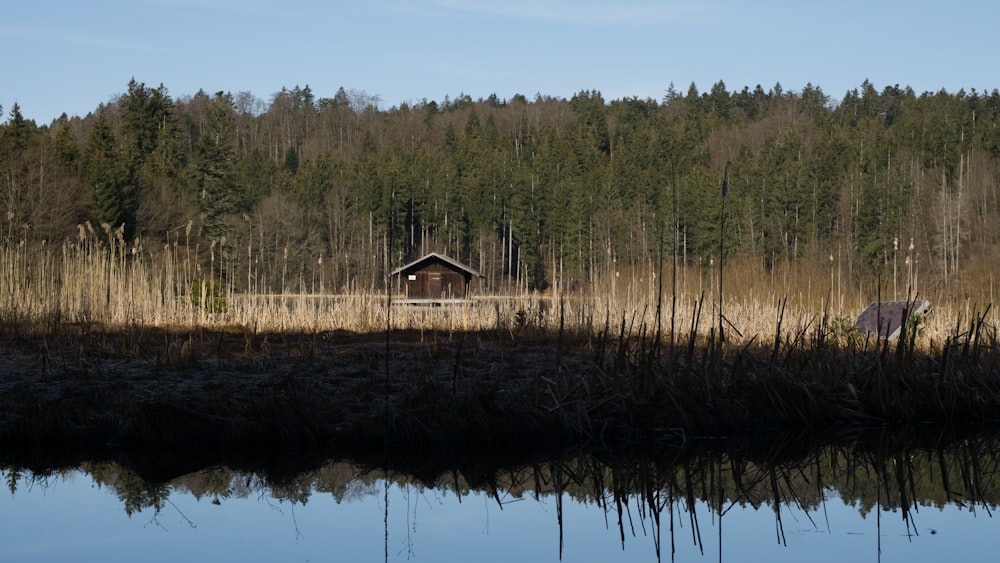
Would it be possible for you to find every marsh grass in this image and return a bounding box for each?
[2,295,998,454]
[2,231,1000,452]
[0,228,983,341]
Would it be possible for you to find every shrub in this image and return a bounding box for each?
[190,280,227,314]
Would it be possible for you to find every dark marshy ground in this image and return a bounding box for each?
[2,313,1000,463]
[0,323,598,454]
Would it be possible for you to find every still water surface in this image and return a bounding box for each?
[3,430,998,562]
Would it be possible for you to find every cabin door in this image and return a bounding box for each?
[428,273,442,298]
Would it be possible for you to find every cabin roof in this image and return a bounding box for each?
[390,252,482,278]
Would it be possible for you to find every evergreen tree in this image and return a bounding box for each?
[53,122,81,172]
[6,78,1000,302]
[283,145,299,174]
[85,110,128,231]
[191,92,237,238]
[112,79,182,238]
[0,103,36,237]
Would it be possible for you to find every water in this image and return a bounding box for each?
[3,429,999,562]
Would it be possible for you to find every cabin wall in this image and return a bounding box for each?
[402,264,468,299]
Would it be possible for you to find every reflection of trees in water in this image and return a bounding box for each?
[6,427,1000,558]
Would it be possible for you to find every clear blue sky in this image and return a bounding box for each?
[4,0,998,125]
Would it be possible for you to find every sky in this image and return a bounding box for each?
[4,0,999,125]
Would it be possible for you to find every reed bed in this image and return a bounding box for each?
[0,230,987,341]
[1,297,999,453]
[2,232,1000,454]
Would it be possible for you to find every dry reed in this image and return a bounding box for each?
[3,230,1000,454]
[1,229,989,341]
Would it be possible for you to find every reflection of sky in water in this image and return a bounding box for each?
[2,473,997,563]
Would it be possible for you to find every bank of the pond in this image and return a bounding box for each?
[2,321,1000,454]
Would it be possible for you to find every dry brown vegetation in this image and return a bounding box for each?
[0,227,989,339]
[2,235,1000,456]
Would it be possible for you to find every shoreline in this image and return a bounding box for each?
[3,321,1000,457]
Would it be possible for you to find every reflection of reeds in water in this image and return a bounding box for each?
[463,428,1000,560]
[7,427,1000,561]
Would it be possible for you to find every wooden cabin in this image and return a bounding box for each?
[390,253,482,301]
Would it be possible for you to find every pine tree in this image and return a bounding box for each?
[85,110,127,231]
[191,92,237,238]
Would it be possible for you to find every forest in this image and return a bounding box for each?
[2,78,999,307]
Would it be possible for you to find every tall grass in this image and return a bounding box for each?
[0,226,993,346]
[5,221,1000,466]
